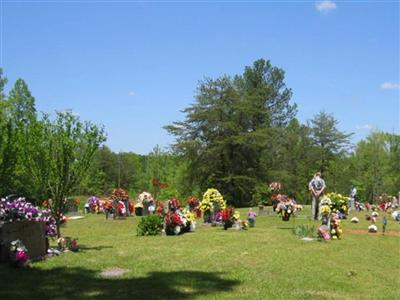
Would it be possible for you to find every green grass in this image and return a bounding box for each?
[1,208,399,300]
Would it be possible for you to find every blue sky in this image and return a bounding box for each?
[1,0,399,154]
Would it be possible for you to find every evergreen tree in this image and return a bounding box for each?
[309,111,353,174]
[166,59,297,206]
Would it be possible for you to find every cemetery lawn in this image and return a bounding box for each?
[1,208,399,300]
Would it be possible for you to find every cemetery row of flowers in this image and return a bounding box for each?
[137,188,253,236]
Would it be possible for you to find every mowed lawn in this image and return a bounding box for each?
[1,207,399,300]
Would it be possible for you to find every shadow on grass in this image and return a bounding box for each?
[79,245,114,251]
[0,265,239,300]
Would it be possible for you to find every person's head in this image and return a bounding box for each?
[315,172,321,178]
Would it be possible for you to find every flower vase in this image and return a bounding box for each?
[203,210,211,223]
[248,218,255,227]
[173,225,181,235]
[282,213,290,221]
[233,221,241,230]
[223,221,232,230]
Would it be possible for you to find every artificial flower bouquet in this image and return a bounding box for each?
[241,220,249,230]
[247,210,257,227]
[187,197,201,217]
[221,208,241,230]
[183,208,196,231]
[269,182,282,192]
[0,197,57,237]
[57,237,79,252]
[200,188,226,211]
[221,207,234,229]
[87,196,100,213]
[111,188,129,200]
[9,239,30,268]
[326,192,349,219]
[330,213,343,240]
[168,198,181,211]
[275,198,297,221]
[165,211,185,235]
[320,196,332,225]
[200,188,226,223]
[156,201,166,217]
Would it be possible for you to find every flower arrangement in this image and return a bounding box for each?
[317,196,343,241]
[87,196,100,213]
[0,197,39,221]
[320,196,332,225]
[221,208,240,230]
[200,188,226,212]
[184,209,196,223]
[0,197,57,237]
[165,211,185,235]
[117,200,126,216]
[57,237,79,252]
[247,209,257,227]
[156,201,166,216]
[275,197,297,221]
[269,182,282,192]
[183,208,196,231]
[330,213,342,240]
[111,188,129,200]
[168,198,181,211]
[187,197,199,209]
[9,239,30,268]
[221,207,234,229]
[241,220,248,230]
[326,192,349,218]
[187,197,201,217]
[200,188,226,224]
[199,200,212,212]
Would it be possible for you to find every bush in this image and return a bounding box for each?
[136,215,163,236]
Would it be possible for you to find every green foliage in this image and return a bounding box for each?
[352,131,399,202]
[309,111,353,173]
[0,66,398,215]
[24,111,106,236]
[292,224,317,238]
[165,59,297,206]
[136,215,163,236]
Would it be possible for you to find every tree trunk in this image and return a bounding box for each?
[56,216,61,238]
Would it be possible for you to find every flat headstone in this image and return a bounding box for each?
[99,267,129,278]
[301,237,315,242]
[68,216,84,220]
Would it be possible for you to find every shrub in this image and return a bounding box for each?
[136,215,163,236]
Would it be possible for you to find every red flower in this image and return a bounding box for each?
[156,201,165,216]
[165,212,183,226]
[169,198,180,210]
[221,208,233,221]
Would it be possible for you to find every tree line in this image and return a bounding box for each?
[1,60,399,208]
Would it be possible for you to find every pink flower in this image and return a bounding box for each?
[16,250,30,263]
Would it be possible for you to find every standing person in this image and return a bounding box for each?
[309,172,326,220]
[349,186,357,214]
